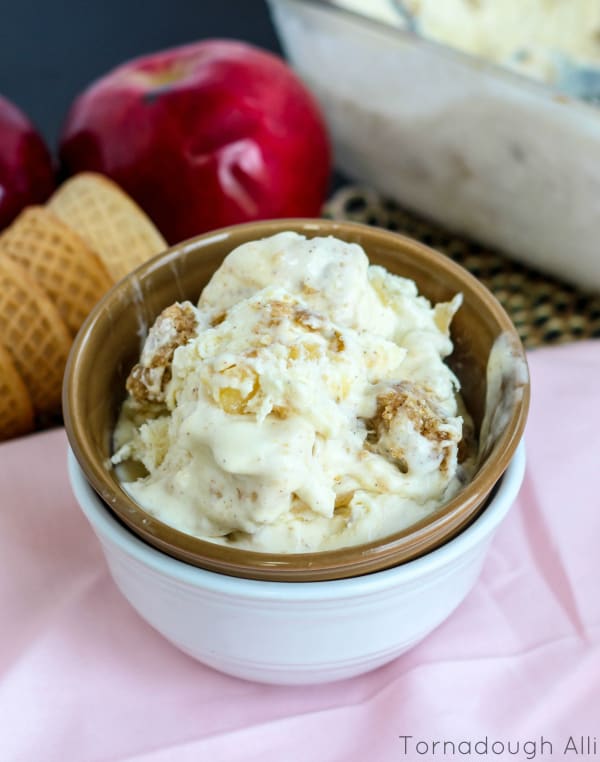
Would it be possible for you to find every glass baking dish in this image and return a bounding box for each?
[267,0,600,292]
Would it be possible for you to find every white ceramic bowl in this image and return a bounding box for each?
[68,443,525,686]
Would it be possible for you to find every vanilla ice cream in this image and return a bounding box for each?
[334,0,600,89]
[112,232,475,552]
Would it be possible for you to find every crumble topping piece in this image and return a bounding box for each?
[126,302,198,404]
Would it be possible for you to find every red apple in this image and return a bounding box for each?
[59,40,331,244]
[0,95,55,230]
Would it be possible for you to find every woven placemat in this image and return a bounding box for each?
[324,186,600,349]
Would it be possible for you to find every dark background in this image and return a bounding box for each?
[0,0,281,149]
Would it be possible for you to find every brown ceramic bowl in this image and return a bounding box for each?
[63,219,529,581]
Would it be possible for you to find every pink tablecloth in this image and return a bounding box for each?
[1,341,599,762]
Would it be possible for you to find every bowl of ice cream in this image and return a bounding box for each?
[64,218,529,683]
[64,219,529,583]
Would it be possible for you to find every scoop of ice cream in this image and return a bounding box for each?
[199,231,394,334]
[112,232,472,552]
[409,0,600,84]
[334,0,600,88]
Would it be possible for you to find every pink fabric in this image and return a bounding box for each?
[1,341,599,762]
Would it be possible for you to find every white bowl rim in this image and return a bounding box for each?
[68,442,525,601]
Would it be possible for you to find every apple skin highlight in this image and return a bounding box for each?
[59,40,332,244]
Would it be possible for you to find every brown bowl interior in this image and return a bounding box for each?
[64,219,529,581]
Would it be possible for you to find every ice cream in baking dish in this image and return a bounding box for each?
[334,0,600,88]
[111,232,476,552]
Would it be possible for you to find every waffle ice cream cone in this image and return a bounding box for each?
[47,172,167,282]
[0,341,34,440]
[0,206,113,335]
[0,256,72,414]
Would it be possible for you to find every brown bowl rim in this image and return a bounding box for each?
[64,219,530,581]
